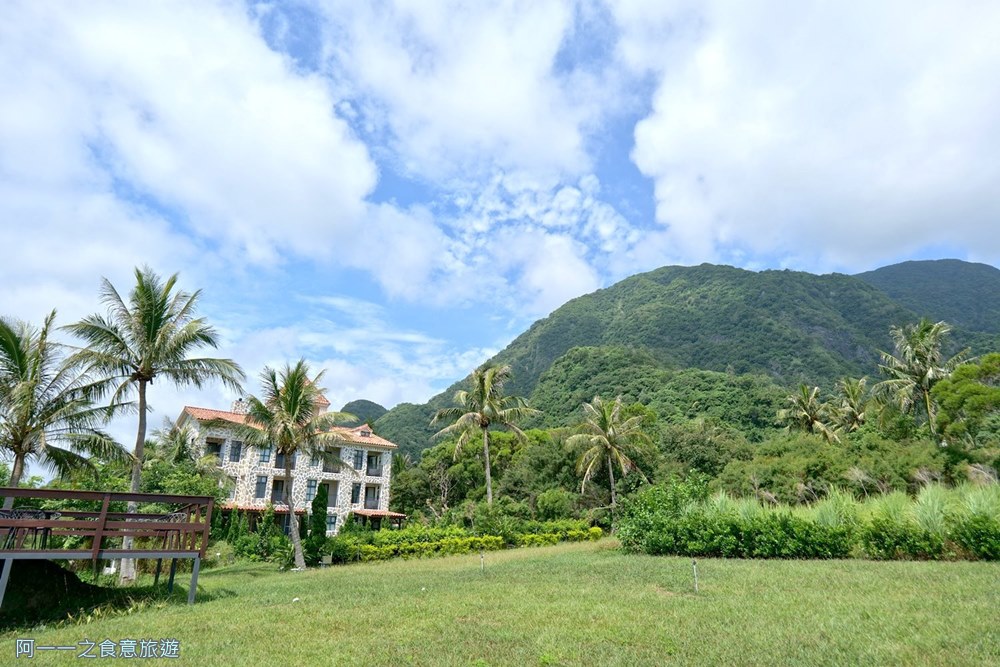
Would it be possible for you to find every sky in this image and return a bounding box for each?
[2,0,1000,460]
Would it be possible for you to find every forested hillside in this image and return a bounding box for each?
[375,260,1000,457]
[857,259,1000,334]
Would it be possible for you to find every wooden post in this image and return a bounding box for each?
[90,493,111,565]
[0,558,12,610]
[167,558,178,594]
[154,558,163,586]
[188,556,201,605]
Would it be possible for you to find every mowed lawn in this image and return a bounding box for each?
[4,540,999,666]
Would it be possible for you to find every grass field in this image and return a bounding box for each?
[4,540,999,666]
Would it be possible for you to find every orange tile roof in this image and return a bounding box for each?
[180,407,397,449]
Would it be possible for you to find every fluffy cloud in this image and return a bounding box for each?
[618,0,1000,271]
[314,0,605,180]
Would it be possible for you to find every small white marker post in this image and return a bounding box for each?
[480,550,485,573]
[692,559,699,594]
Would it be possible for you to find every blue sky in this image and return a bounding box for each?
[2,0,999,453]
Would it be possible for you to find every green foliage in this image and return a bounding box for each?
[933,353,1000,448]
[857,259,1000,335]
[339,399,388,427]
[618,480,1000,561]
[304,483,330,566]
[535,488,577,520]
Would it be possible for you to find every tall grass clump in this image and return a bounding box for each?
[617,480,1000,561]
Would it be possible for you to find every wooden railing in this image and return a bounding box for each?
[0,488,214,608]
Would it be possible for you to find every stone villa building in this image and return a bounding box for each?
[177,395,403,535]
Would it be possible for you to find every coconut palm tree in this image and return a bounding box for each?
[0,311,130,508]
[873,319,970,433]
[234,360,354,570]
[566,395,652,511]
[834,376,869,433]
[431,363,537,505]
[148,418,198,465]
[777,384,840,443]
[64,266,245,581]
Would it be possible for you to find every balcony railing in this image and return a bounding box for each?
[364,498,379,510]
[0,487,213,608]
[366,466,381,477]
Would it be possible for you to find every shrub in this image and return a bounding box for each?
[950,514,1000,560]
[861,516,944,560]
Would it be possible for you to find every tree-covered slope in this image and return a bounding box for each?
[527,345,787,441]
[490,263,915,396]
[339,399,387,427]
[376,260,999,456]
[856,259,1000,334]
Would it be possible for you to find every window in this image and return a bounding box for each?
[205,439,223,459]
[259,446,272,464]
[326,482,338,507]
[254,475,267,499]
[275,452,297,470]
[325,514,337,534]
[364,485,380,509]
[310,452,320,467]
[366,452,382,476]
[323,448,341,473]
[305,479,318,502]
[353,449,365,471]
[360,429,372,437]
[271,478,285,503]
[350,483,361,504]
[229,441,243,462]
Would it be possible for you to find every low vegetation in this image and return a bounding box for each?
[618,478,1000,561]
[5,542,999,666]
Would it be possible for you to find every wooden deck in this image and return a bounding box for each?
[0,487,213,608]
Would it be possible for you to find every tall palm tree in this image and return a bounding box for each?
[834,376,869,433]
[234,360,354,570]
[431,363,537,505]
[873,319,970,433]
[0,311,130,508]
[566,395,651,510]
[777,384,840,443]
[64,266,245,581]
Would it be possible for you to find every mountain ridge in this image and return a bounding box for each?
[373,259,1000,457]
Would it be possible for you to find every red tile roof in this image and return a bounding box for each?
[180,407,397,449]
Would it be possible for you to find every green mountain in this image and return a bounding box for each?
[856,259,1000,334]
[339,399,387,427]
[375,260,1000,457]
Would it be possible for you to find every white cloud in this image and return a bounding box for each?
[315,0,600,180]
[617,0,1000,271]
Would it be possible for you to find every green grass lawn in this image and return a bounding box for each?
[4,540,999,666]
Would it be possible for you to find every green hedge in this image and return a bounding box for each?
[618,482,1000,561]
[324,521,604,565]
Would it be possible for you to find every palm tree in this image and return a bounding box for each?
[566,395,651,510]
[431,363,537,505]
[149,418,198,465]
[64,266,245,581]
[234,360,354,570]
[834,377,869,433]
[0,311,130,508]
[777,384,840,443]
[873,319,970,433]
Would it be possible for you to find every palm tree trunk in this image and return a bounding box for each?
[119,379,148,584]
[285,460,306,569]
[482,428,493,505]
[607,454,617,510]
[924,390,937,435]
[2,454,25,509]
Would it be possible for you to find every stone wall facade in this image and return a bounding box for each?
[178,413,395,535]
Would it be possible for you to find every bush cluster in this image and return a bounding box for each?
[321,518,603,564]
[618,481,1000,561]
